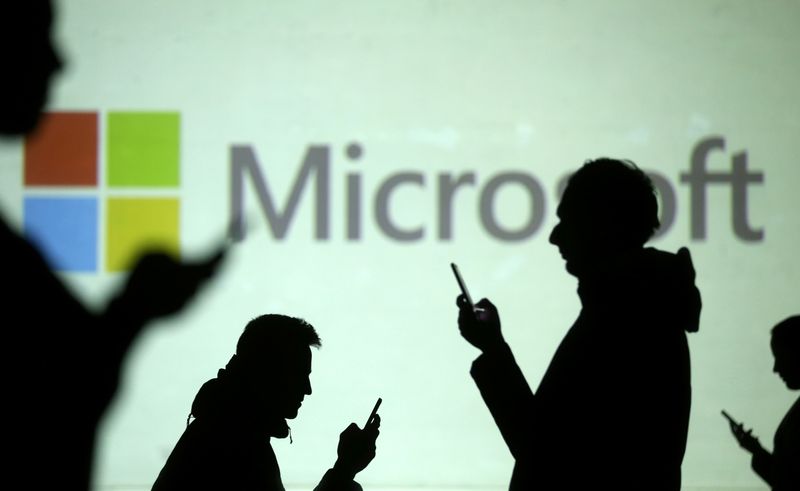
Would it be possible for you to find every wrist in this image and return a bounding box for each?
[333,459,357,481]
[751,443,769,457]
[481,337,508,355]
[107,294,150,329]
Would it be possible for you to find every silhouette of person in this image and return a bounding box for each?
[725,315,800,491]
[152,314,381,491]
[2,2,225,490]
[456,158,702,490]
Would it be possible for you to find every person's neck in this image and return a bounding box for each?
[575,247,644,300]
[578,250,634,281]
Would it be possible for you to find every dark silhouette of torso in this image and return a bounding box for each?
[752,396,800,491]
[471,247,700,490]
[3,216,116,490]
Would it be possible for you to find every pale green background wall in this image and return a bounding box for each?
[0,1,798,489]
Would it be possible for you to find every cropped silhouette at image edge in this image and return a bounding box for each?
[1,2,226,490]
[457,158,701,490]
[724,315,800,491]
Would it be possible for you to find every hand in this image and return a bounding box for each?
[456,295,504,353]
[118,245,226,324]
[727,420,764,454]
[334,415,381,480]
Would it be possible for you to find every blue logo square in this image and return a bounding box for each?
[24,197,98,272]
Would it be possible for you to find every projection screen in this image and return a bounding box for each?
[0,1,798,490]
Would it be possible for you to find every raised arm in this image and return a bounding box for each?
[457,297,536,460]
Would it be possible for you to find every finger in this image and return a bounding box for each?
[366,428,380,443]
[475,297,497,313]
[341,422,359,436]
[200,249,226,275]
[205,251,226,272]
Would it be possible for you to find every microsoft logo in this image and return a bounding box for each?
[23,111,181,273]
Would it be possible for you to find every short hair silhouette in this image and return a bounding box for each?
[771,315,800,390]
[772,315,800,347]
[236,314,321,362]
[564,158,660,246]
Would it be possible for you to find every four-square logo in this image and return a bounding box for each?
[23,111,181,272]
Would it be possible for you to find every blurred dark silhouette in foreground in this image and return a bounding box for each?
[1,2,225,489]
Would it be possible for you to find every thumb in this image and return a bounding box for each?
[342,422,359,435]
[475,297,496,312]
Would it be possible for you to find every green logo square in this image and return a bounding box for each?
[107,112,180,187]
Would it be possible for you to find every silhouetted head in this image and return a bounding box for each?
[771,315,800,390]
[0,0,63,135]
[549,158,659,278]
[234,314,321,420]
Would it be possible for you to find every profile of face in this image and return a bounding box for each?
[256,345,313,420]
[771,336,800,390]
[549,187,612,278]
[0,0,63,135]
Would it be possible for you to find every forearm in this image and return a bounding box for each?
[750,446,774,487]
[470,342,536,459]
[100,292,150,348]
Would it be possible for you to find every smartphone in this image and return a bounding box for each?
[365,397,382,428]
[450,263,475,310]
[721,409,739,426]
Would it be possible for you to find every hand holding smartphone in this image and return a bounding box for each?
[334,398,382,479]
[722,409,763,453]
[451,262,505,352]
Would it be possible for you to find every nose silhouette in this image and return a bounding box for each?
[549,222,561,246]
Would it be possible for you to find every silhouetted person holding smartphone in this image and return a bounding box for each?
[2,2,225,489]
[456,158,701,490]
[725,315,799,491]
[152,314,381,491]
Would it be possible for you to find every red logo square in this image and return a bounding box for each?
[24,112,98,186]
